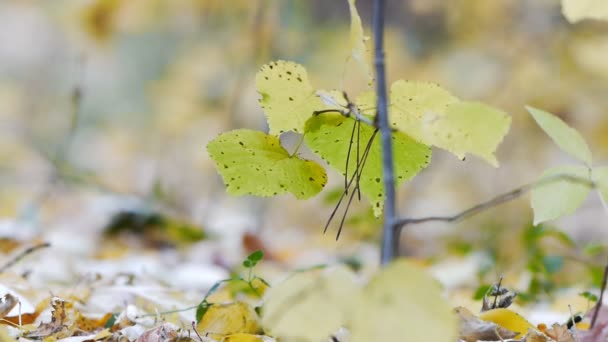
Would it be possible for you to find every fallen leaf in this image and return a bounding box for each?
[525,329,549,342]
[136,323,179,342]
[478,308,536,338]
[223,333,266,342]
[0,294,17,317]
[24,297,68,339]
[72,312,114,334]
[1,297,48,326]
[197,301,261,340]
[455,306,517,342]
[543,323,575,342]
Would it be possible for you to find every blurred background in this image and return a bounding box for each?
[1,0,608,306]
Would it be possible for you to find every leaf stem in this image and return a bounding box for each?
[290,133,306,157]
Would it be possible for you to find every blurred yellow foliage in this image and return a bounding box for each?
[82,0,122,42]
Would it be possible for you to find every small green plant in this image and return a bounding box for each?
[579,290,599,304]
[200,1,608,341]
[195,250,270,323]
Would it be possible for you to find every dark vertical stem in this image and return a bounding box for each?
[591,260,608,329]
[373,0,397,264]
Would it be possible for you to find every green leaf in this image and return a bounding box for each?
[593,166,608,204]
[526,106,592,166]
[562,0,608,23]
[526,226,576,247]
[256,60,328,135]
[381,81,511,166]
[104,314,118,328]
[262,267,359,342]
[246,250,264,267]
[305,114,431,217]
[196,301,212,323]
[243,260,252,268]
[350,259,457,342]
[248,250,264,262]
[544,229,576,248]
[531,165,591,225]
[207,129,327,199]
[439,102,511,166]
[583,242,605,257]
[590,265,605,287]
[579,291,599,302]
[542,255,564,274]
[473,284,492,300]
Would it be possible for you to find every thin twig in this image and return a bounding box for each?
[345,119,357,193]
[324,129,378,238]
[591,258,608,329]
[0,242,51,273]
[356,119,362,200]
[191,321,204,342]
[394,174,595,229]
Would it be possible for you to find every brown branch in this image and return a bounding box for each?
[591,258,608,329]
[394,173,596,230]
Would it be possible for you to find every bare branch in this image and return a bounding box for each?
[591,258,608,329]
[394,174,595,230]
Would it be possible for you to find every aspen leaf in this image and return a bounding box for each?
[350,259,457,342]
[262,267,359,342]
[207,129,327,199]
[531,165,591,225]
[364,81,511,166]
[388,80,460,133]
[305,114,431,217]
[256,60,327,135]
[433,101,511,166]
[526,106,592,166]
[562,0,608,23]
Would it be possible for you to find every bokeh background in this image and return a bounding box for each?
[1,0,608,305]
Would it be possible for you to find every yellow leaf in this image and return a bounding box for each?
[93,329,113,340]
[256,61,327,135]
[478,308,536,338]
[222,333,265,342]
[197,302,261,339]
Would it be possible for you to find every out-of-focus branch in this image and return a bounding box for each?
[394,174,596,230]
